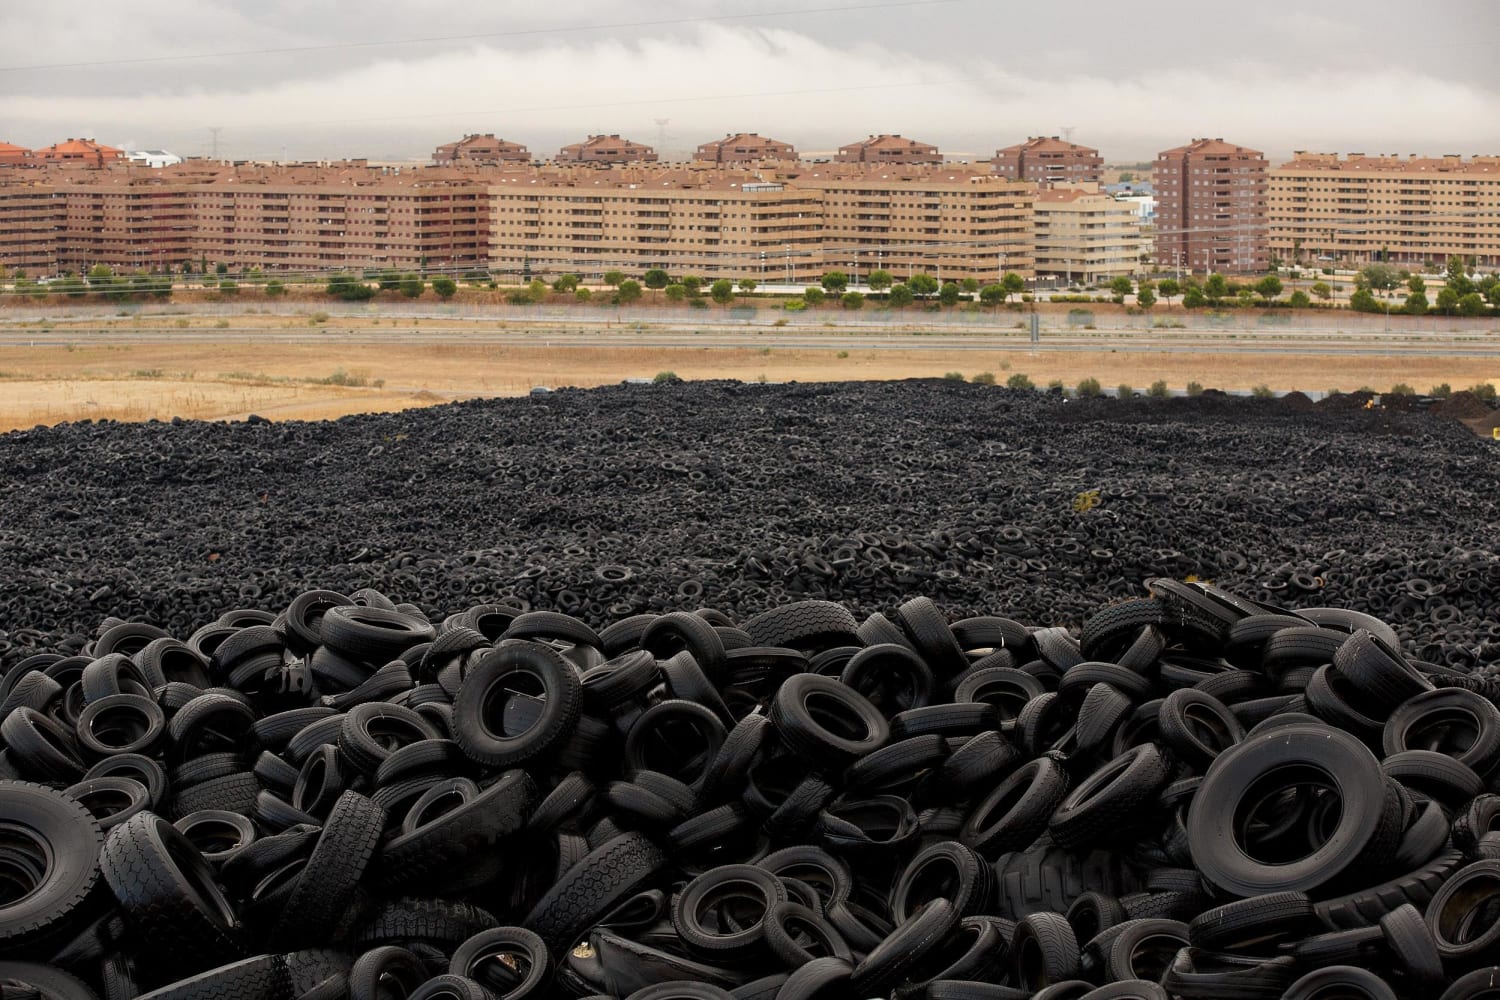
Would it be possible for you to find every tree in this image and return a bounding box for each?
[909,273,939,300]
[971,372,995,385]
[1001,272,1025,303]
[575,287,592,303]
[1445,255,1475,297]
[1254,275,1283,303]
[1407,274,1426,295]
[1204,273,1229,305]
[1403,291,1429,315]
[841,291,865,310]
[1436,287,1460,314]
[1109,276,1134,304]
[1076,377,1103,398]
[1458,292,1487,317]
[1360,263,1401,296]
[615,279,642,305]
[55,275,86,299]
[738,278,757,294]
[1182,285,1207,309]
[803,286,826,307]
[1430,383,1452,398]
[867,270,892,295]
[710,279,735,306]
[1006,373,1034,390]
[218,280,240,296]
[432,276,457,299]
[377,270,402,292]
[1289,290,1311,309]
[664,284,686,303]
[888,284,913,309]
[681,275,703,297]
[552,274,580,293]
[1136,286,1156,310]
[603,270,625,288]
[400,274,424,298]
[979,284,1005,308]
[961,277,980,295]
[1351,288,1383,313]
[1488,280,1500,309]
[326,273,374,301]
[820,271,849,294]
[643,269,669,296]
[1148,380,1169,398]
[1157,278,1180,307]
[939,282,962,307]
[1311,281,1332,300]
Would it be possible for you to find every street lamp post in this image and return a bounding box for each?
[785,245,791,285]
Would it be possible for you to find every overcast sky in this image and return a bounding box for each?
[1,0,1494,164]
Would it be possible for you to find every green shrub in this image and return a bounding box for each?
[1147,379,1169,398]
[1076,377,1102,398]
[1047,378,1065,394]
[653,371,680,384]
[1116,383,1133,398]
[971,372,996,386]
[1251,384,1275,399]
[1006,373,1034,390]
[432,277,457,299]
[836,350,849,359]
[325,273,373,301]
[1429,383,1452,398]
[1389,383,1415,396]
[265,279,286,298]
[942,371,965,381]
[1469,382,1497,402]
[1186,381,1204,397]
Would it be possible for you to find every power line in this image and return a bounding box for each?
[0,1,963,72]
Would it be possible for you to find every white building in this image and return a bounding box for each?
[125,149,183,168]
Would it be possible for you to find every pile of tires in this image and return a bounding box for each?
[2,381,1498,675]
[3,581,1500,998]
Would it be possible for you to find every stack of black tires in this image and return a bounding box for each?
[3,580,1500,999]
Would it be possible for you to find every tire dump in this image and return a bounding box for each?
[1,380,1499,1000]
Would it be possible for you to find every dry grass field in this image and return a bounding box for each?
[1,334,1497,432]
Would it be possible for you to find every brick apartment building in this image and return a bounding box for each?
[35,138,124,167]
[0,142,35,167]
[1154,138,1269,274]
[555,135,658,165]
[788,166,1033,283]
[836,135,942,165]
[693,133,796,164]
[431,134,531,166]
[0,162,491,275]
[1032,184,1143,284]
[1269,152,1500,269]
[991,137,1103,187]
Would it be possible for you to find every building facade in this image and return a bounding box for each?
[555,135,658,165]
[835,135,942,165]
[991,137,1103,187]
[693,133,796,164]
[1269,152,1500,269]
[1153,138,1268,274]
[0,161,1034,284]
[431,134,531,166]
[1032,185,1144,284]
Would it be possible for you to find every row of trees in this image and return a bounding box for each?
[1352,258,1500,316]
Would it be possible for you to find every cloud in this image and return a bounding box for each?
[1,24,1491,161]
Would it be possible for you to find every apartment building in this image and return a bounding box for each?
[1154,138,1268,274]
[991,137,1103,187]
[0,162,492,275]
[791,166,1033,283]
[836,135,942,166]
[1032,184,1143,284]
[556,135,658,165]
[35,138,124,167]
[0,142,34,167]
[693,133,796,164]
[1269,152,1500,269]
[432,134,531,166]
[488,168,825,281]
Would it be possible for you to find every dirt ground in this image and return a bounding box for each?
[2,338,1498,432]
